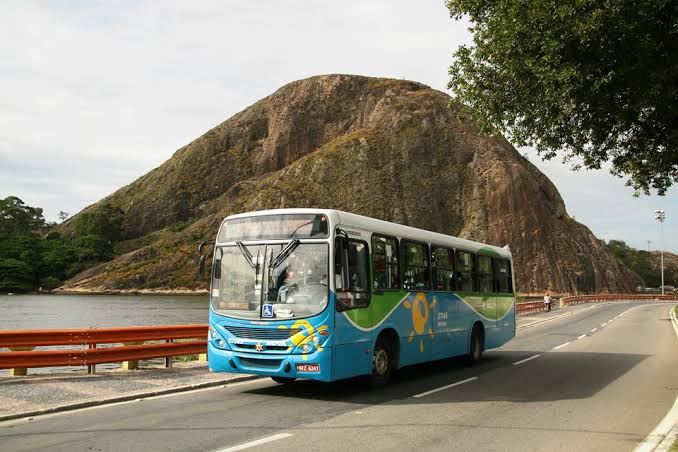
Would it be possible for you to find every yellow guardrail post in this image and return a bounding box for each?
[8,346,34,376]
[121,341,143,370]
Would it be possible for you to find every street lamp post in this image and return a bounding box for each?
[654,210,666,295]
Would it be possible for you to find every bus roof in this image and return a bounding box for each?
[224,208,511,259]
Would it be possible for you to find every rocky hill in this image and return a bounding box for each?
[59,74,639,294]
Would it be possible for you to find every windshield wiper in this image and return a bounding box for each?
[270,239,300,269]
[236,241,256,269]
[289,220,314,237]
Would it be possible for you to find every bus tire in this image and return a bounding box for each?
[369,335,393,387]
[271,376,296,384]
[467,323,484,364]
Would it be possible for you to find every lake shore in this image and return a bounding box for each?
[51,287,208,296]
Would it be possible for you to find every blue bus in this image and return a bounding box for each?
[201,209,516,385]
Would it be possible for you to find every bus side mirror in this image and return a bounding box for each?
[213,259,221,279]
[198,239,215,279]
[199,255,207,278]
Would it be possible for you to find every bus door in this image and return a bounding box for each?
[332,236,373,380]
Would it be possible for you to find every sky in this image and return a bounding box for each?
[0,1,675,252]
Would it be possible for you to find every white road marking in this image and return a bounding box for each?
[635,396,678,452]
[577,334,586,339]
[217,433,293,452]
[670,307,678,341]
[553,342,570,350]
[512,354,541,366]
[634,307,678,451]
[590,328,598,332]
[601,322,608,327]
[413,377,478,398]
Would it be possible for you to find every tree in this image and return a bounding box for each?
[0,196,46,233]
[0,258,34,292]
[74,203,124,243]
[447,0,678,194]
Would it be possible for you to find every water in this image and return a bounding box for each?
[0,294,209,375]
[0,294,208,329]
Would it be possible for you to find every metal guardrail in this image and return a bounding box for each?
[515,294,678,316]
[515,301,548,315]
[0,324,208,376]
[561,294,678,305]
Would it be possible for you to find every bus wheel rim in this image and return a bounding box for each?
[374,348,388,376]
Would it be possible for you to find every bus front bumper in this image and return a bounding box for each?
[208,342,333,382]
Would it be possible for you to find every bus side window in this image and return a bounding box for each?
[432,247,455,291]
[477,255,493,293]
[456,250,474,292]
[494,258,512,293]
[371,235,399,291]
[336,237,371,312]
[402,241,430,291]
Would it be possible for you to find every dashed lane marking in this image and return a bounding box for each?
[590,328,598,333]
[553,342,570,350]
[413,377,478,398]
[577,334,586,339]
[512,354,541,366]
[217,433,293,452]
[601,322,608,327]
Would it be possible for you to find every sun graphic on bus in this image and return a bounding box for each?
[404,293,437,352]
[278,320,328,361]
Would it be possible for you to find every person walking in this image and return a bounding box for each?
[544,292,553,312]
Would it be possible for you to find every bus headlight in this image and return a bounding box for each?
[302,343,312,353]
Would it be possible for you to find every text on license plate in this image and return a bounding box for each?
[296,363,320,373]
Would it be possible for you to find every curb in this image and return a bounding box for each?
[0,374,261,423]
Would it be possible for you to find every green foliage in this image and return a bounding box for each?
[0,196,126,293]
[74,204,124,242]
[0,196,46,233]
[605,240,672,287]
[0,258,34,292]
[447,0,678,194]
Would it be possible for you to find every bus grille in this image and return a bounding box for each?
[224,326,300,340]
[239,357,283,369]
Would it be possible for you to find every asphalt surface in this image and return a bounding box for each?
[1,302,676,452]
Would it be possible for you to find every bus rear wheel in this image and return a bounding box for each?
[369,336,393,387]
[271,376,296,384]
[467,324,484,364]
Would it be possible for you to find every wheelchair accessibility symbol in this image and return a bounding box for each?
[262,304,274,318]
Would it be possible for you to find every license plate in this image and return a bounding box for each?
[295,363,320,373]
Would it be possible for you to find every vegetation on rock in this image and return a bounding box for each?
[606,240,677,288]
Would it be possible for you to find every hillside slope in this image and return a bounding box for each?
[59,74,639,294]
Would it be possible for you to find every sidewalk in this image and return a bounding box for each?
[0,362,253,422]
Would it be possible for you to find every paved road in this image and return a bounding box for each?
[1,302,676,452]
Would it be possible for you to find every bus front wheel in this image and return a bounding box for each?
[467,324,484,364]
[271,376,296,384]
[369,336,393,387]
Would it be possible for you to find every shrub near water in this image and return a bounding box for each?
[0,196,125,293]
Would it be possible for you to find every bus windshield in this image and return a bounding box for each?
[211,242,329,320]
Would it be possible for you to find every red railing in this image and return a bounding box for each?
[515,301,548,315]
[562,294,678,306]
[0,324,208,375]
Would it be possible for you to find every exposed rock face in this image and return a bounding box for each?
[61,74,639,294]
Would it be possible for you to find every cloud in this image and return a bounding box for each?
[1,0,675,253]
